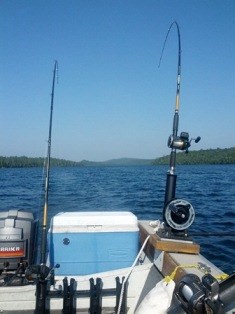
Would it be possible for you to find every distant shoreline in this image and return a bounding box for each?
[153,147,235,166]
[0,147,235,168]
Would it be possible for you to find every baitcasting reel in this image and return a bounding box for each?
[168,132,201,153]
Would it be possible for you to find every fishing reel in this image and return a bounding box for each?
[168,132,201,153]
[174,273,224,313]
[25,263,60,284]
[25,264,51,281]
[164,198,195,232]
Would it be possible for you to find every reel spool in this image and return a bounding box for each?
[164,198,195,231]
[174,273,224,313]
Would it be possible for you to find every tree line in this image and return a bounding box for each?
[0,156,81,168]
[1,147,235,168]
[153,147,235,165]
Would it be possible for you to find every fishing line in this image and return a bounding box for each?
[191,232,235,237]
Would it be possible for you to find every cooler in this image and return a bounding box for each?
[48,211,139,276]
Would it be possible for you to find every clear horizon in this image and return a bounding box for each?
[1,146,234,164]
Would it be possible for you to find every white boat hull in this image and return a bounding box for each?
[0,220,235,313]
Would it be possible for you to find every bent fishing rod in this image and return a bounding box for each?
[159,21,183,206]
[159,22,200,233]
[40,60,58,266]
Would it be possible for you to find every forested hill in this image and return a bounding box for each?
[1,147,235,168]
[0,156,81,168]
[153,147,235,165]
[79,158,153,167]
[0,156,153,168]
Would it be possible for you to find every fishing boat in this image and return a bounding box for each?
[0,22,235,314]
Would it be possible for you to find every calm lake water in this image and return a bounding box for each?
[0,164,235,274]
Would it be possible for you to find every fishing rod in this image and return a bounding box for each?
[159,21,183,206]
[25,61,59,314]
[40,60,58,265]
[159,21,189,204]
[158,22,200,234]
[34,60,59,314]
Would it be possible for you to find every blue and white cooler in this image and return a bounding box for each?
[48,211,139,276]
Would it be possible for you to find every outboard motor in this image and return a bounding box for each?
[0,209,37,274]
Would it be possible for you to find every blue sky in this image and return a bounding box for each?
[0,1,234,162]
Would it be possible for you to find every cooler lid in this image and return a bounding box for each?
[49,211,138,233]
